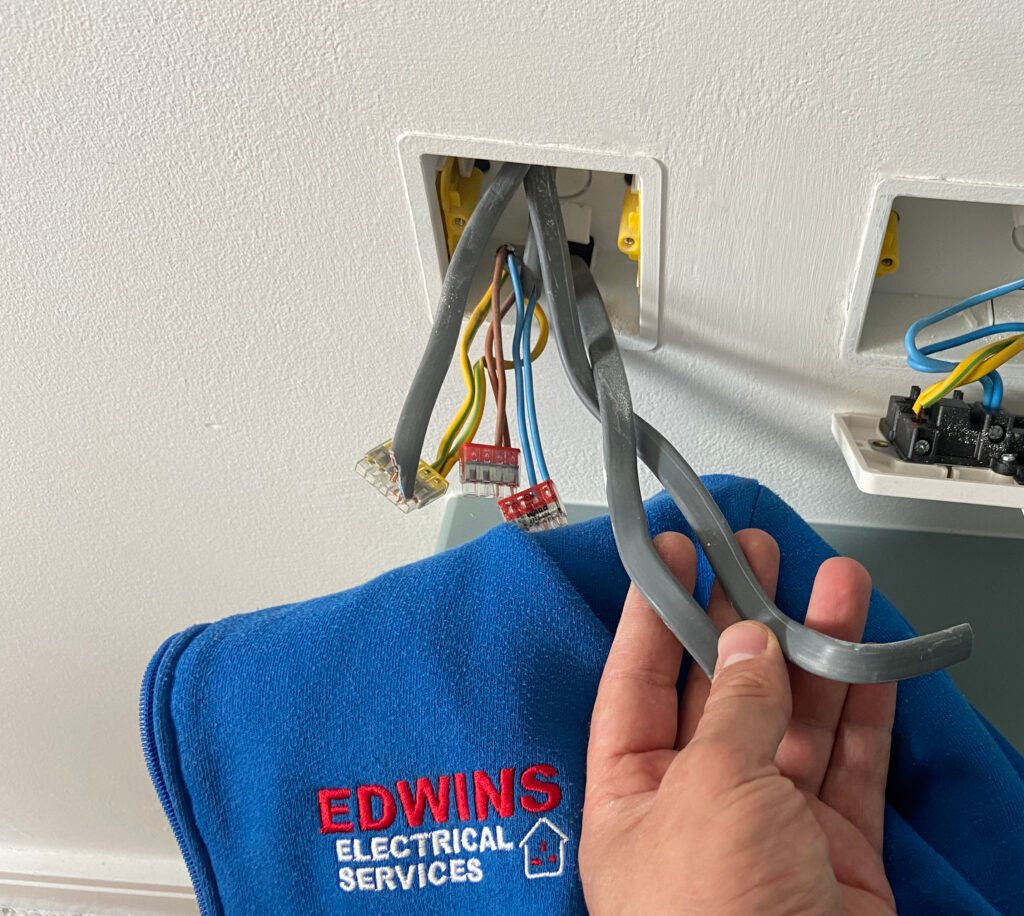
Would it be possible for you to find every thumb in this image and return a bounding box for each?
[691,621,792,772]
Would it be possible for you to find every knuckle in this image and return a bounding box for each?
[685,737,757,781]
[737,528,779,557]
[711,664,777,702]
[601,662,678,693]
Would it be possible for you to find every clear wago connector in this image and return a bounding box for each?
[458,443,521,498]
[497,479,568,531]
[355,441,448,513]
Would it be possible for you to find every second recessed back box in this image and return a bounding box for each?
[844,179,1024,374]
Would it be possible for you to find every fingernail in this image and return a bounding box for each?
[718,622,770,670]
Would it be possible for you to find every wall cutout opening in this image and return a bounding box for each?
[399,135,662,350]
[845,180,1024,371]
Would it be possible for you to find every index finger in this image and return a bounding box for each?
[587,532,697,788]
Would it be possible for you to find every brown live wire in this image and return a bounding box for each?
[483,246,511,448]
[430,252,551,477]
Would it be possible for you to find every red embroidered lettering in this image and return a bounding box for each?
[520,764,562,813]
[320,764,561,836]
[318,788,353,834]
[396,775,450,828]
[356,784,397,831]
[473,768,515,820]
[453,772,471,821]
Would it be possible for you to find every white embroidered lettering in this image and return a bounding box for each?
[396,863,417,890]
[478,826,497,853]
[431,829,453,856]
[409,832,429,857]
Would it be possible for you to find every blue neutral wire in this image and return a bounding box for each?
[904,277,1024,411]
[521,294,550,482]
[507,254,537,486]
[919,322,1024,355]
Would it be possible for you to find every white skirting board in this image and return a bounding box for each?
[0,849,195,916]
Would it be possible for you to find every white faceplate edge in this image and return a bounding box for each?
[832,411,1024,509]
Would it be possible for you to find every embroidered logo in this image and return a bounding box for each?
[520,818,568,879]
[316,764,568,894]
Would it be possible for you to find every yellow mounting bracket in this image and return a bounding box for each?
[617,181,641,263]
[437,157,484,257]
[876,210,900,277]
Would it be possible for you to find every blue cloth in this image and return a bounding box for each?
[142,476,1024,915]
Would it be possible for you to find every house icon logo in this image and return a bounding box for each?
[519,817,569,879]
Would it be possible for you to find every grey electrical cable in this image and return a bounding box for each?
[1013,226,1024,255]
[523,164,973,683]
[574,262,973,682]
[522,221,543,300]
[519,166,720,674]
[558,169,593,201]
[391,161,531,499]
[575,253,721,676]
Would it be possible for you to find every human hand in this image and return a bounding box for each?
[579,530,897,915]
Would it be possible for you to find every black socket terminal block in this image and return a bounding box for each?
[568,235,595,267]
[880,388,1024,484]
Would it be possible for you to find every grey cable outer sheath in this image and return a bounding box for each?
[522,221,543,300]
[574,263,973,682]
[523,164,973,683]
[574,255,721,676]
[391,161,530,498]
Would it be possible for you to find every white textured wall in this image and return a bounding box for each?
[3,0,1024,895]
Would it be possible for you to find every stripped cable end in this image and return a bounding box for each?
[356,441,448,513]
[458,443,520,499]
[498,479,568,531]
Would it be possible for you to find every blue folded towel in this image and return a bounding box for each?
[142,476,1024,914]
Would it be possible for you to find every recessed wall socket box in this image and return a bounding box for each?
[843,178,1024,374]
[837,179,1024,510]
[399,134,663,350]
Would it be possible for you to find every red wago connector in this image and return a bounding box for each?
[459,443,520,498]
[498,479,568,531]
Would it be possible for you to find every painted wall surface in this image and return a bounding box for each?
[3,0,1023,893]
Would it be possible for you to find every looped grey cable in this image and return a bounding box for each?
[523,164,973,683]
[574,251,721,676]
[391,161,530,499]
